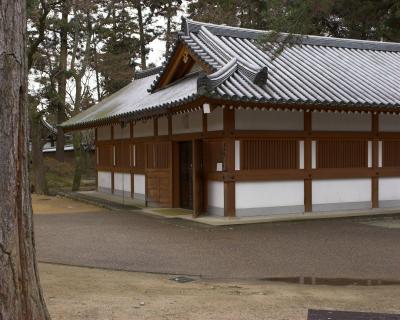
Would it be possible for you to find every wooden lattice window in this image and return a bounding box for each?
[97,144,113,167]
[114,141,131,168]
[203,141,225,172]
[317,139,367,168]
[383,140,400,167]
[241,139,298,170]
[147,142,170,169]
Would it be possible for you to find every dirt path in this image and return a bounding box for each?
[40,263,400,320]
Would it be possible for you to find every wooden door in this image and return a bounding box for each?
[179,141,193,209]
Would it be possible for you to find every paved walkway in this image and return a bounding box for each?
[34,195,400,280]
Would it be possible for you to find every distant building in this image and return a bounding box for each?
[61,19,400,218]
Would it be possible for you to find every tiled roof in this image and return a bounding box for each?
[182,19,400,108]
[61,71,199,129]
[62,19,400,129]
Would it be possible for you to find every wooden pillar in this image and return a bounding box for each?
[130,122,134,198]
[223,107,236,217]
[372,113,379,208]
[192,139,203,217]
[304,111,312,212]
[94,128,98,192]
[202,111,207,134]
[154,117,158,137]
[111,125,115,194]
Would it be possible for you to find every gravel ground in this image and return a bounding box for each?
[34,195,400,280]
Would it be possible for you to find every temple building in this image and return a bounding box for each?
[61,19,400,218]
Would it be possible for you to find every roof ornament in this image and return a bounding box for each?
[254,67,268,86]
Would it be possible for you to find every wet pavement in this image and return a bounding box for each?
[34,199,400,280]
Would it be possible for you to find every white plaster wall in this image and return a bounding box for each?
[312,112,371,131]
[235,181,304,208]
[235,140,240,170]
[299,141,304,169]
[134,174,146,195]
[97,126,111,141]
[379,178,400,201]
[235,109,303,131]
[114,173,131,192]
[312,179,371,204]
[98,171,112,189]
[134,120,153,137]
[379,114,400,132]
[207,107,223,131]
[158,116,169,135]
[208,181,224,208]
[113,124,130,139]
[172,110,203,134]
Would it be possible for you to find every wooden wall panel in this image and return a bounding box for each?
[382,140,400,167]
[146,171,171,207]
[317,140,367,168]
[147,142,170,169]
[135,143,146,169]
[203,140,225,172]
[114,141,130,168]
[98,145,113,167]
[241,139,298,170]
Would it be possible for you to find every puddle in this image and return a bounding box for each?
[169,276,195,283]
[260,277,400,286]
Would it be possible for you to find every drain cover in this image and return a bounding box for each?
[169,276,195,283]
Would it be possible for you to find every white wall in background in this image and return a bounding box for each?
[98,171,112,190]
[97,126,111,140]
[158,116,169,135]
[134,174,146,195]
[134,119,153,137]
[312,112,371,131]
[208,181,224,208]
[235,181,304,209]
[379,114,400,132]
[379,178,400,201]
[113,123,130,139]
[114,173,131,192]
[207,107,223,131]
[235,109,303,131]
[172,110,203,134]
[312,179,371,204]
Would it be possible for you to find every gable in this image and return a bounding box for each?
[152,42,211,91]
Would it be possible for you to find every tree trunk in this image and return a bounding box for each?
[30,108,49,195]
[72,132,82,191]
[137,3,147,69]
[165,4,172,54]
[55,1,69,162]
[0,1,51,319]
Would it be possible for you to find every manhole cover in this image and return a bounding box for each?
[169,276,195,283]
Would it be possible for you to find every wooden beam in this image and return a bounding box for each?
[372,113,379,208]
[192,139,203,217]
[111,125,115,194]
[223,107,236,217]
[154,117,158,137]
[304,111,312,212]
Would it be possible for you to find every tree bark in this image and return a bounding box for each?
[55,0,69,162]
[0,1,51,319]
[137,3,147,69]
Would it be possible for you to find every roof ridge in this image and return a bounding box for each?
[134,66,163,80]
[183,18,400,52]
